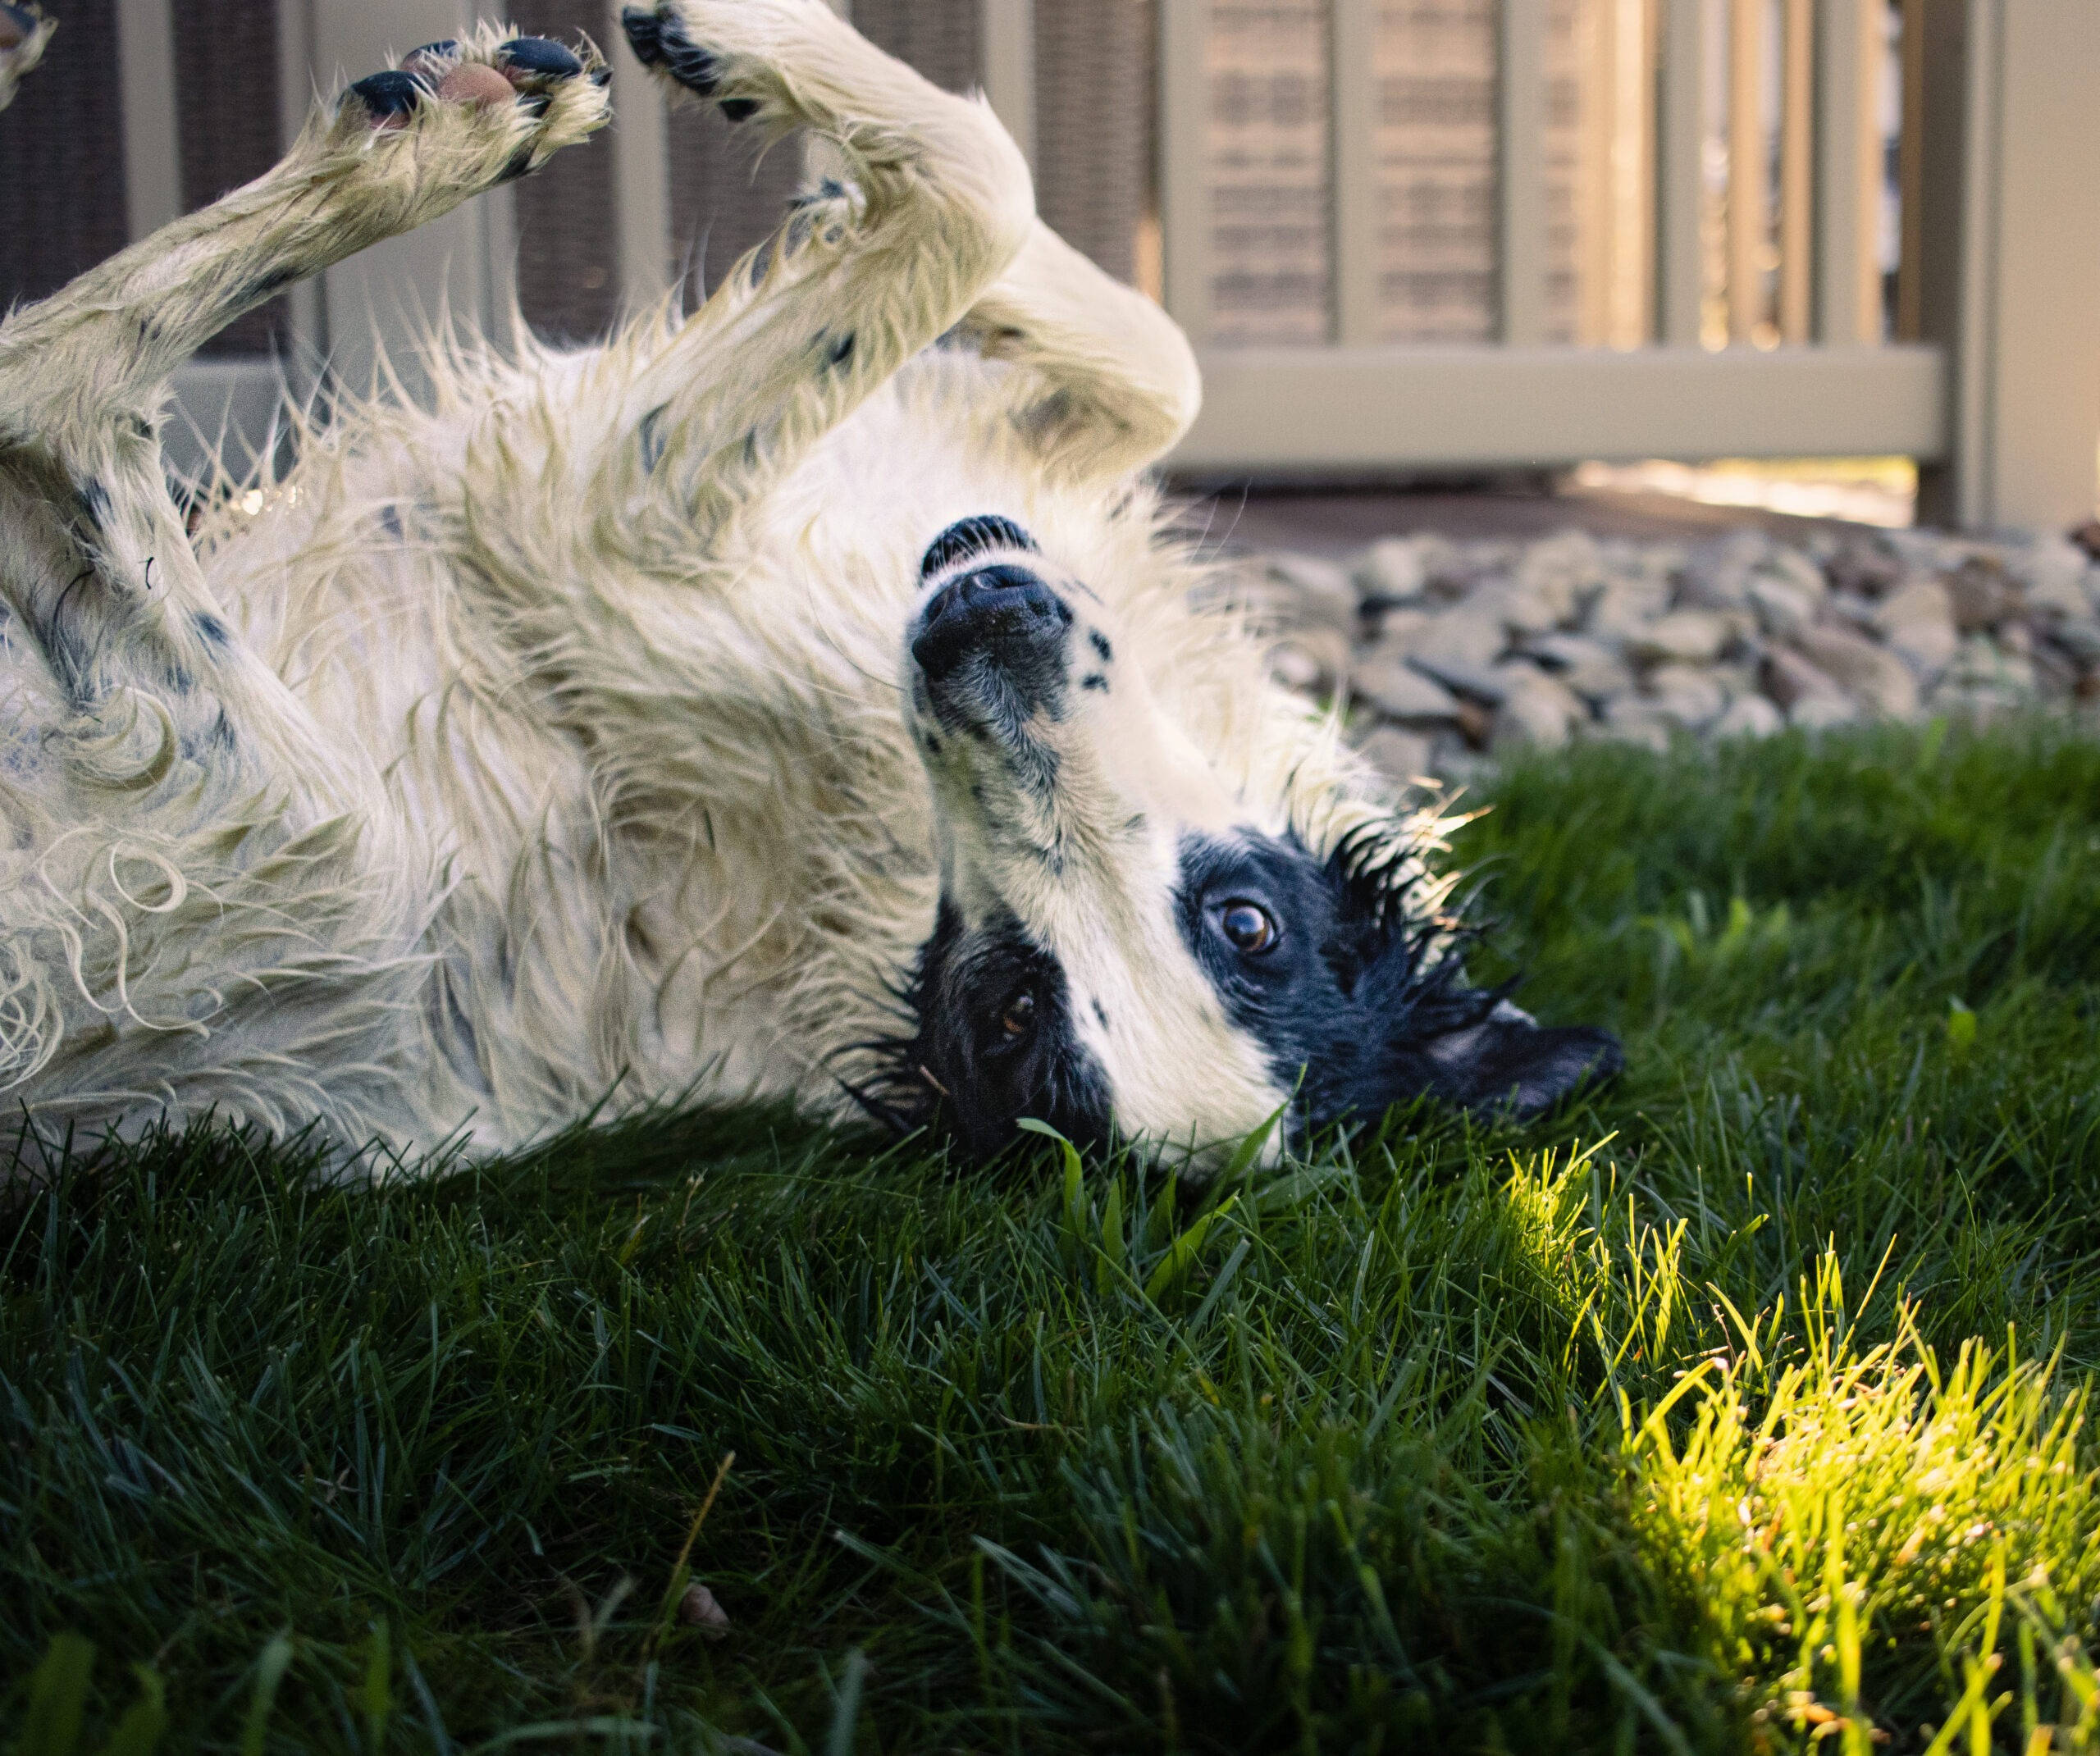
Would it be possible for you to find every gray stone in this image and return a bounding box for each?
[1711,694,1785,740]
[1491,668,1586,751]
[1678,529,1772,609]
[1469,580,1561,638]
[1747,573,1819,641]
[1626,609,1732,665]
[1762,546,1829,601]
[1266,552,1361,632]
[1643,663,1728,730]
[1585,577,1672,641]
[1762,647,1848,712]
[1269,626,1352,691]
[1945,557,2011,632]
[1874,577,1958,677]
[2047,615,2100,667]
[1513,529,1608,625]
[1352,657,1463,723]
[2012,538,2091,619]
[1357,536,1427,605]
[1796,626,1920,718]
[1409,609,1509,672]
[1522,632,1637,704]
[1354,725,1435,786]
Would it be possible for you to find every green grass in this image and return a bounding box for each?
[7,719,2100,1754]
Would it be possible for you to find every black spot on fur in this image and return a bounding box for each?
[823,331,854,371]
[1092,999,1110,1032]
[496,143,540,184]
[379,504,404,540]
[208,709,237,752]
[620,7,722,94]
[1089,629,1113,664]
[347,70,422,118]
[638,404,669,474]
[919,514,1039,580]
[1175,828,1621,1134]
[497,36,582,80]
[72,479,110,533]
[1080,673,1108,692]
[719,97,758,121]
[160,661,194,696]
[238,267,297,309]
[852,899,1112,1163]
[193,613,230,650]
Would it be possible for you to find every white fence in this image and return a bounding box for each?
[59,0,2100,531]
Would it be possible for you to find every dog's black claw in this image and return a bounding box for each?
[407,39,459,62]
[620,6,722,95]
[347,69,422,118]
[720,97,758,121]
[589,62,611,88]
[498,35,582,82]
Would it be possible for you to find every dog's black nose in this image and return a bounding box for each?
[912,564,1072,688]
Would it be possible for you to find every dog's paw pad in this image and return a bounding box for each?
[495,35,584,89]
[345,68,424,128]
[348,36,596,129]
[621,6,758,120]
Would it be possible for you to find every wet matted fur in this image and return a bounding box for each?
[0,1,1618,1170]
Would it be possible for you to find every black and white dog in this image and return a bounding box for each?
[0,0,1618,1167]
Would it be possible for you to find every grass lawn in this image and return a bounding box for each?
[7,720,2100,1754]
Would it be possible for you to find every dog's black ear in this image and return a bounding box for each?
[1413,1005,1622,1117]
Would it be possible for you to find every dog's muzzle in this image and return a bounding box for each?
[911,563,1074,713]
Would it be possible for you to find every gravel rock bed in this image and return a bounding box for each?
[1252,522,2100,784]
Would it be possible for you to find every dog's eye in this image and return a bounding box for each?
[1000,991,1036,1038]
[1220,901,1278,954]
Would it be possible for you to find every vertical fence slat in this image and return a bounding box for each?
[980,0,1036,170]
[1724,0,1764,342]
[1331,0,1380,344]
[1655,0,1706,344]
[1815,0,1876,344]
[607,0,673,306]
[1498,0,1547,344]
[1778,0,1811,341]
[116,0,182,242]
[1158,0,1212,344]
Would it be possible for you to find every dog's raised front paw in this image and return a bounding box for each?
[619,1,835,125]
[336,23,610,181]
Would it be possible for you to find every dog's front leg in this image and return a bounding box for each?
[0,27,609,814]
[957,221,1204,486]
[598,1,1034,546]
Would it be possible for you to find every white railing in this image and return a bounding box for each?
[102,0,2100,531]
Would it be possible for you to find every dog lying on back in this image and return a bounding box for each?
[0,1,1619,1167]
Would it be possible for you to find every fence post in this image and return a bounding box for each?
[1654,0,1706,347]
[1158,0,1212,344]
[1498,0,1547,345]
[979,0,1035,171]
[1916,0,2100,532]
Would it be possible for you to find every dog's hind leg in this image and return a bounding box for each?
[0,27,609,807]
[0,3,55,112]
[601,0,1034,541]
[955,221,1203,486]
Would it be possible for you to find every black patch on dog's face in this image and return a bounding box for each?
[859,899,1112,1163]
[1176,828,1622,1131]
